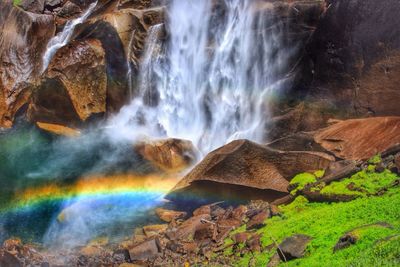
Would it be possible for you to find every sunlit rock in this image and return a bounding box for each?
[36,122,81,137]
[315,117,400,160]
[135,138,198,172]
[29,39,107,126]
[0,0,55,127]
[167,139,334,205]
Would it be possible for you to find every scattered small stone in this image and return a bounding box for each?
[246,234,261,253]
[267,252,281,267]
[246,210,269,230]
[193,205,211,216]
[277,234,312,261]
[155,208,187,223]
[334,233,358,252]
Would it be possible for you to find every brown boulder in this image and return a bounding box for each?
[167,140,334,203]
[0,1,55,127]
[29,39,106,127]
[315,117,400,160]
[135,138,198,172]
[155,208,186,223]
[129,238,161,261]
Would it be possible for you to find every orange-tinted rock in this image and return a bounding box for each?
[36,122,81,137]
[135,138,198,172]
[193,205,211,217]
[315,117,400,160]
[155,208,186,223]
[31,39,106,126]
[143,224,168,238]
[0,1,55,127]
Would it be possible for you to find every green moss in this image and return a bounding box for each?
[314,170,325,179]
[226,185,400,267]
[320,169,398,197]
[290,173,317,195]
[367,164,376,172]
[368,154,382,164]
[13,0,22,6]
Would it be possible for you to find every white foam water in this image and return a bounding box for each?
[109,0,292,154]
[41,1,98,73]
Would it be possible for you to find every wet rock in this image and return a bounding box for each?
[57,1,82,18]
[30,39,107,127]
[19,0,45,13]
[168,140,334,204]
[246,210,269,230]
[36,122,81,137]
[0,1,55,127]
[143,224,168,238]
[155,208,187,223]
[315,117,400,160]
[0,251,22,267]
[129,238,161,261]
[135,138,198,172]
[333,233,358,252]
[80,246,103,257]
[266,132,326,153]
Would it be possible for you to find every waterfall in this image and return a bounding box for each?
[111,0,291,153]
[41,1,98,73]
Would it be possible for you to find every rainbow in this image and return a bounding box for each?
[0,174,180,214]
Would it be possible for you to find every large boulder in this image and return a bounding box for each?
[315,117,400,160]
[0,0,55,128]
[28,39,107,126]
[167,140,334,205]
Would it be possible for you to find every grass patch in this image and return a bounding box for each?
[224,171,400,266]
[320,169,398,197]
[290,172,317,195]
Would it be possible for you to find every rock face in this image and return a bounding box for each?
[303,0,400,118]
[0,0,55,128]
[29,39,107,126]
[315,117,400,160]
[135,138,198,172]
[167,140,334,204]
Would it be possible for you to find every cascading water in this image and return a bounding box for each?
[0,0,297,248]
[110,0,291,153]
[41,1,98,73]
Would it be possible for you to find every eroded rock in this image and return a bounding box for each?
[168,140,334,204]
[315,117,400,160]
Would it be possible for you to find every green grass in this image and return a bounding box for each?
[224,171,400,266]
[320,169,398,197]
[368,154,382,164]
[290,172,317,195]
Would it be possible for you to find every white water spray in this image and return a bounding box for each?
[110,0,292,153]
[41,1,98,73]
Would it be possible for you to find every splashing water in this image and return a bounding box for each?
[41,1,98,73]
[109,0,293,153]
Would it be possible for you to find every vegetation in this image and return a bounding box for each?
[225,168,400,266]
[289,172,317,195]
[13,0,21,6]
